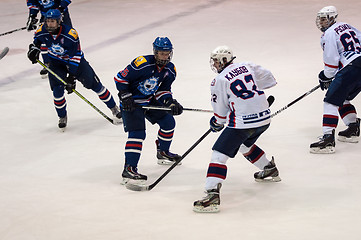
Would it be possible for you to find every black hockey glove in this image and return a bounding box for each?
[26,15,38,31]
[119,91,136,112]
[318,70,333,91]
[27,44,40,64]
[65,74,76,94]
[164,98,183,115]
[210,116,224,132]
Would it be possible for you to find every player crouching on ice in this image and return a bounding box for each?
[193,46,281,213]
[310,6,361,154]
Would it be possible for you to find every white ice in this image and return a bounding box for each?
[1,0,361,239]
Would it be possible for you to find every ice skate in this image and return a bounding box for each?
[193,183,221,213]
[254,157,281,182]
[58,115,67,132]
[110,106,123,125]
[155,140,182,165]
[338,118,360,143]
[121,164,147,185]
[310,130,335,154]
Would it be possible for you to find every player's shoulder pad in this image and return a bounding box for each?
[133,55,149,67]
[35,24,44,34]
[169,62,176,72]
[67,28,79,40]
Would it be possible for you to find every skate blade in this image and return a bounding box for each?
[255,175,281,182]
[59,127,66,133]
[41,74,48,79]
[337,136,359,143]
[310,146,335,154]
[193,204,220,213]
[157,159,182,166]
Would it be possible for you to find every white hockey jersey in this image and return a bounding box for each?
[321,22,361,78]
[210,62,276,129]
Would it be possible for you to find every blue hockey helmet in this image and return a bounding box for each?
[44,9,62,33]
[45,9,62,21]
[153,37,173,66]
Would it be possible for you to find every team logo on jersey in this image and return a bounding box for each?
[137,76,159,95]
[134,56,147,67]
[40,0,54,8]
[68,29,78,39]
[49,43,65,56]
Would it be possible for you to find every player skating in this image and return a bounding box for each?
[26,0,73,77]
[114,37,184,184]
[193,46,281,213]
[27,9,121,131]
[310,6,361,154]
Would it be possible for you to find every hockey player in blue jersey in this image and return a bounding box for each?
[27,9,121,131]
[114,37,184,184]
[26,0,73,77]
[310,6,361,153]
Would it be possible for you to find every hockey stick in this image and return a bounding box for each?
[142,105,213,113]
[0,47,9,60]
[36,59,115,124]
[270,85,320,118]
[126,128,213,191]
[0,27,26,37]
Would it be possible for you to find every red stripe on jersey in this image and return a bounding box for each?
[214,113,226,119]
[324,63,338,69]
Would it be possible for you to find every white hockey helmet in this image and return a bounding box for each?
[210,45,235,73]
[316,6,338,32]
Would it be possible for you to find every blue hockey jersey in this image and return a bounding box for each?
[114,55,177,105]
[27,0,71,16]
[33,23,83,75]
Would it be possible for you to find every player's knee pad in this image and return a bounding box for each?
[52,85,65,97]
[239,144,251,155]
[210,150,229,165]
[157,114,175,131]
[128,130,146,140]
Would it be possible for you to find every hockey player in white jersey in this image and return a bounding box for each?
[193,46,281,213]
[310,6,361,154]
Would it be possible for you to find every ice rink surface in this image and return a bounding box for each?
[1,0,361,239]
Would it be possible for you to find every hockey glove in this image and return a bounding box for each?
[119,92,136,112]
[65,74,76,94]
[164,98,183,115]
[26,15,38,31]
[27,44,40,64]
[318,70,333,91]
[210,116,224,132]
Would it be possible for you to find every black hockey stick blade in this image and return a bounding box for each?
[125,183,150,191]
[126,129,213,192]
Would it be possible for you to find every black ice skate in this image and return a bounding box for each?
[338,118,360,143]
[254,157,281,182]
[110,106,123,125]
[121,164,147,185]
[193,183,221,213]
[310,130,335,154]
[155,140,182,165]
[58,115,67,132]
